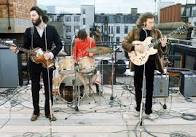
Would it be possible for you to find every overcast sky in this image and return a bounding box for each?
[37,0,195,13]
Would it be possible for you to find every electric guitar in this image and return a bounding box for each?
[128,25,188,66]
[0,40,54,68]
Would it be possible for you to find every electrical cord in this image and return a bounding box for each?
[1,82,196,137]
[0,103,12,130]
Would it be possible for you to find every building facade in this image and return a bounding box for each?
[159,3,196,38]
[48,9,139,43]
[48,5,94,41]
[95,13,139,43]
[160,4,182,23]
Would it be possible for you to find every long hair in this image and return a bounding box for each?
[30,6,49,23]
[78,29,87,40]
[136,12,155,28]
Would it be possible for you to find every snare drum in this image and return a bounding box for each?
[58,56,75,71]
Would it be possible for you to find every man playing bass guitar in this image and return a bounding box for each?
[10,6,62,121]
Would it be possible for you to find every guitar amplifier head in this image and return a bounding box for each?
[180,71,196,97]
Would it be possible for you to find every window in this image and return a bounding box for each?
[111,26,114,34]
[74,26,80,33]
[65,26,71,33]
[101,25,103,33]
[124,26,128,34]
[194,22,196,36]
[116,26,120,34]
[82,9,86,14]
[111,37,114,42]
[116,16,121,23]
[186,8,191,17]
[74,16,80,22]
[65,16,71,22]
[116,37,120,43]
[66,35,71,39]
[192,7,196,17]
[104,25,108,33]
[83,18,86,25]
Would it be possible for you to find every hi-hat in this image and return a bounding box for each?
[88,46,113,55]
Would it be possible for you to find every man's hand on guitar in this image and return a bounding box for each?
[160,36,167,47]
[10,44,18,53]
[44,52,54,60]
[132,41,144,53]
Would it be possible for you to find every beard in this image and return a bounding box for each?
[32,17,42,26]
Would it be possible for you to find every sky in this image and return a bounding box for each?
[37,0,195,13]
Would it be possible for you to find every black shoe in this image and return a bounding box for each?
[80,86,84,97]
[96,84,102,95]
[135,106,140,112]
[30,114,40,121]
[45,114,57,121]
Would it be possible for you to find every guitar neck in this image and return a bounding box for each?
[17,47,30,54]
[0,41,30,54]
[149,26,185,48]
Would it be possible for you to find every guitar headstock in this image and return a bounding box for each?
[175,24,189,34]
[0,39,15,47]
[167,24,189,39]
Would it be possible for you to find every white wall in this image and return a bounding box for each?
[80,5,95,35]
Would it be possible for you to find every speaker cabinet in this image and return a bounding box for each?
[180,71,196,97]
[153,74,169,97]
[143,74,169,97]
[0,48,19,88]
[98,62,116,85]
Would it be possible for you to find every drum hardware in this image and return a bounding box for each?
[93,49,121,107]
[53,55,100,109]
[88,46,113,55]
[81,72,97,104]
[53,57,84,111]
[53,45,117,108]
[106,48,124,107]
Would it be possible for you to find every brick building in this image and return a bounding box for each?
[0,0,37,33]
[160,4,182,23]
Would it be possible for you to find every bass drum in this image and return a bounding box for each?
[53,71,85,103]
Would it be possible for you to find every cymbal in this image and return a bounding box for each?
[88,46,113,55]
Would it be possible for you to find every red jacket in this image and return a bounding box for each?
[73,37,96,61]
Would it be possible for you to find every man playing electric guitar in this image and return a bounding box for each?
[122,12,167,119]
[10,6,62,121]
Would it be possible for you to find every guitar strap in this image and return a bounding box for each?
[30,27,34,50]
[142,28,148,39]
[44,26,48,52]
[90,38,92,48]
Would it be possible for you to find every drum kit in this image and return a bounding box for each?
[52,46,113,110]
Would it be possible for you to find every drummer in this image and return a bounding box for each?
[72,29,101,94]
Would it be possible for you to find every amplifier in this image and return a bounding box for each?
[180,71,196,97]
[144,74,169,97]
[153,74,169,97]
[0,48,19,88]
[97,61,116,85]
